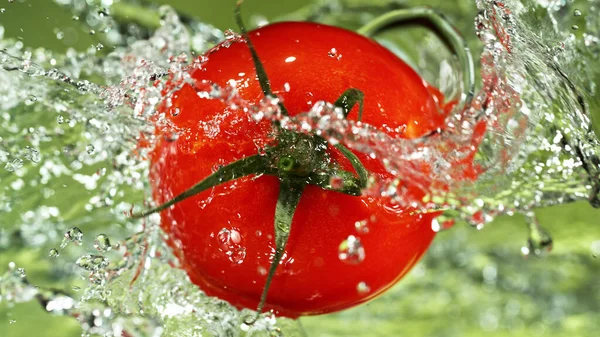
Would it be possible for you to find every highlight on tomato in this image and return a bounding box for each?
[136,1,477,319]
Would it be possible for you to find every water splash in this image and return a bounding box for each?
[0,0,598,336]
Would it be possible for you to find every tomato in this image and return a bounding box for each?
[149,21,452,318]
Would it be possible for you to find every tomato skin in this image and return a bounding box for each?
[150,22,445,317]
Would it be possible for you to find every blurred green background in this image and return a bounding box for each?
[1,0,599,336]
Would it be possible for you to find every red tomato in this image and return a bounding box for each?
[149,22,450,318]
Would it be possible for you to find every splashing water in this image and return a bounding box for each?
[1,0,599,336]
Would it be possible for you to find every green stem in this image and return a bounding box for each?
[133,154,273,218]
[357,8,475,112]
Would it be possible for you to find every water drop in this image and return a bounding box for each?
[328,48,342,60]
[25,94,37,105]
[4,158,23,172]
[0,8,5,13]
[229,247,246,264]
[571,25,579,30]
[95,43,104,51]
[56,115,64,124]
[86,144,95,154]
[23,146,41,163]
[338,235,365,264]
[357,281,371,294]
[573,9,582,17]
[354,220,369,234]
[9,319,16,324]
[94,234,111,253]
[16,268,26,277]
[48,248,60,258]
[60,227,83,248]
[76,254,109,271]
[217,228,246,264]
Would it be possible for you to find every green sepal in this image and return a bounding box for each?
[251,178,306,320]
[234,0,289,116]
[133,154,274,218]
[334,144,369,189]
[334,88,365,121]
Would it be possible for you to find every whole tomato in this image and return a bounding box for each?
[148,19,462,318]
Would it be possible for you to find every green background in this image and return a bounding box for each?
[1,0,599,336]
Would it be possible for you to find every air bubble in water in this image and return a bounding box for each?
[60,227,83,248]
[338,235,365,264]
[48,248,60,258]
[94,234,111,253]
[573,9,582,17]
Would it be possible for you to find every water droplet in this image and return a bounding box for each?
[48,248,60,258]
[94,234,111,253]
[357,281,371,294]
[72,15,79,20]
[4,158,23,172]
[60,227,83,248]
[95,43,104,51]
[328,48,342,60]
[229,247,246,264]
[217,228,246,264]
[571,25,579,30]
[76,254,109,271]
[354,220,369,234]
[573,9,582,17]
[23,146,41,163]
[338,235,365,264]
[56,115,64,124]
[9,319,16,324]
[0,8,5,13]
[16,268,26,277]
[25,94,37,105]
[86,144,95,154]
